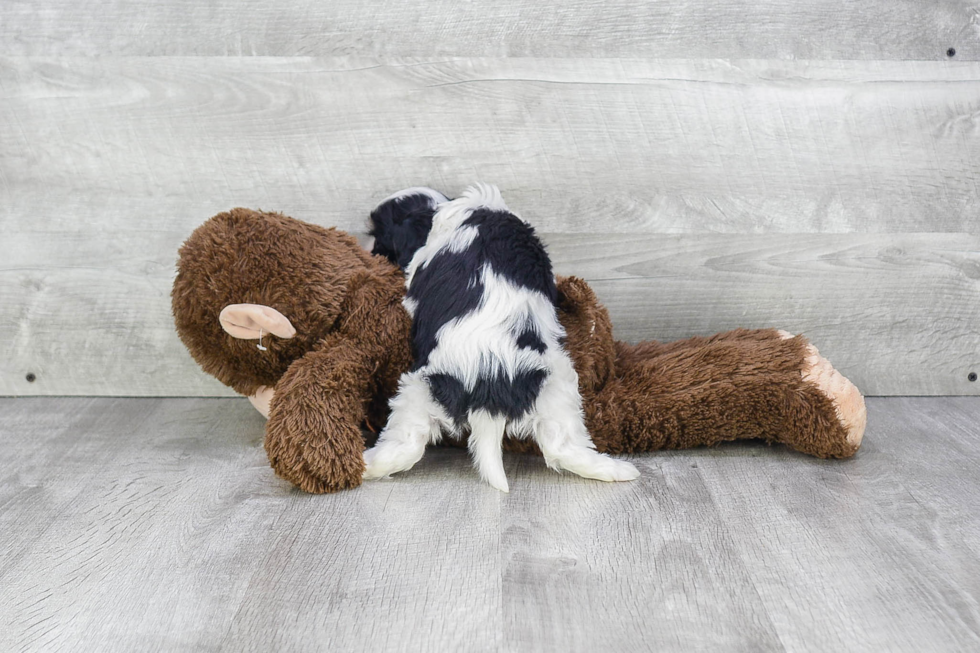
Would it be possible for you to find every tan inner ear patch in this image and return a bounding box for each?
[219,304,297,340]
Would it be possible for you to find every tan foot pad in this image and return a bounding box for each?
[780,332,867,448]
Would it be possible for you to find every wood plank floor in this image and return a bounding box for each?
[1,397,978,652]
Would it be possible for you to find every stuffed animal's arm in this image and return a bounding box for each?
[263,335,377,493]
[263,275,413,494]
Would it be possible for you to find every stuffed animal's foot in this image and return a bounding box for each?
[780,331,867,449]
[247,385,274,419]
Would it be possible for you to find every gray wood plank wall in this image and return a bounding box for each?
[1,5,978,397]
[2,1,978,59]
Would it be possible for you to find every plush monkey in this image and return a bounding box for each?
[172,207,866,494]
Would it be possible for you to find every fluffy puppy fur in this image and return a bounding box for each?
[368,187,449,270]
[362,184,639,491]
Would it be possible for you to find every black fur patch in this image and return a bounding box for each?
[407,248,484,370]
[369,193,440,269]
[427,369,548,426]
[515,326,546,353]
[426,373,468,425]
[461,209,557,302]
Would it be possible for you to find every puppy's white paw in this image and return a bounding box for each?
[561,454,640,483]
[605,458,641,482]
[588,457,641,482]
[361,448,388,480]
[362,442,424,480]
[544,447,641,483]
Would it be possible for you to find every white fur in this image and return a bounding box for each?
[380,186,449,206]
[362,371,445,477]
[467,410,510,492]
[363,184,639,490]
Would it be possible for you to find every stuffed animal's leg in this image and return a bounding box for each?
[780,331,867,450]
[467,410,510,492]
[586,328,866,459]
[363,372,442,480]
[532,352,640,483]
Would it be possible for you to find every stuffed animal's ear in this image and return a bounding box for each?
[219,304,296,340]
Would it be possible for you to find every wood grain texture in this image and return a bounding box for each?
[1,396,979,652]
[555,232,980,397]
[2,57,978,396]
[1,0,977,60]
[3,57,979,234]
[3,229,978,396]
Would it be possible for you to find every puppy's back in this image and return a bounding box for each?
[404,185,562,426]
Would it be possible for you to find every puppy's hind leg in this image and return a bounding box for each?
[534,354,640,483]
[363,372,442,480]
[534,419,640,482]
[467,410,510,492]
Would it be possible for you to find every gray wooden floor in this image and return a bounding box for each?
[1,397,978,652]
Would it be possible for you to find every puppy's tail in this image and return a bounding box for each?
[430,182,516,234]
[458,183,509,213]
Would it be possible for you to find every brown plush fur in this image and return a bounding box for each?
[173,209,862,494]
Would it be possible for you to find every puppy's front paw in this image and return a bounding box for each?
[362,441,425,480]
[362,447,395,480]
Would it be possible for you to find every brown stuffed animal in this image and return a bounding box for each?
[172,207,867,494]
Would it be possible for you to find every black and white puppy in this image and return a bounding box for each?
[363,184,639,492]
